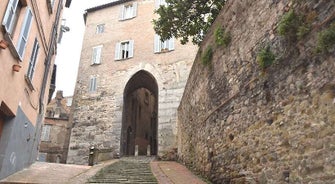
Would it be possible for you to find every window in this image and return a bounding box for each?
[38,153,47,162]
[119,2,137,20]
[17,8,33,59]
[155,0,167,8]
[96,24,105,34]
[2,0,25,35]
[41,125,51,141]
[66,97,72,107]
[115,40,134,60]
[92,45,102,65]
[27,38,39,81]
[154,34,174,53]
[89,76,97,92]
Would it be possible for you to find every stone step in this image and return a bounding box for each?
[88,157,158,184]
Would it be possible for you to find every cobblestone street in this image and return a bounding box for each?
[0,157,207,184]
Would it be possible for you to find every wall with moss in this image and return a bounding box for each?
[178,0,335,183]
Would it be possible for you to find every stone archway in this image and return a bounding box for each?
[121,70,158,156]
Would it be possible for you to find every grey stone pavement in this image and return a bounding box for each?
[0,157,207,184]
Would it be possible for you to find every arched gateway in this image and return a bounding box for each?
[121,70,158,156]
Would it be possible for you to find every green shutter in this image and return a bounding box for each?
[17,8,33,59]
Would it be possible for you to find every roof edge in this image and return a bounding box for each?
[85,0,134,13]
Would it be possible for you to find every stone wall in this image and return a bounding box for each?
[178,0,335,183]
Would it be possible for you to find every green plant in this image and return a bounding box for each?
[257,46,276,70]
[316,23,335,53]
[201,46,213,66]
[278,9,311,41]
[297,24,310,40]
[215,27,231,47]
[278,10,298,37]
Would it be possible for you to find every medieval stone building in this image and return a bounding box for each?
[39,91,72,163]
[67,0,198,164]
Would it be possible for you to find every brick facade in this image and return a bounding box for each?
[39,91,72,163]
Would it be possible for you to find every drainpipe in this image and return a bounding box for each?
[30,0,63,163]
[39,0,63,111]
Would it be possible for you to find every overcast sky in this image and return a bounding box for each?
[55,0,116,97]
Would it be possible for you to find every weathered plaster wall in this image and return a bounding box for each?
[0,108,35,179]
[178,0,335,183]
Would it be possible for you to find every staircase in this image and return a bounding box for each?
[88,156,158,184]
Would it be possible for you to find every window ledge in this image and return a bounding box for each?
[115,57,132,61]
[25,75,35,91]
[3,32,22,62]
[91,63,101,66]
[155,49,174,54]
[119,17,136,21]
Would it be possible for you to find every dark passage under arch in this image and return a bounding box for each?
[121,70,158,156]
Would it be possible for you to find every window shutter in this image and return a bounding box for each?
[92,47,97,64]
[128,40,134,58]
[17,8,33,59]
[41,125,51,141]
[119,5,125,20]
[89,77,97,92]
[2,0,18,32]
[92,46,102,64]
[27,38,39,80]
[89,78,93,91]
[155,0,160,9]
[93,77,97,91]
[154,34,160,53]
[96,46,102,64]
[115,42,121,60]
[132,2,138,18]
[169,37,175,51]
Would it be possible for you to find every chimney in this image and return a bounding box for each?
[56,90,63,100]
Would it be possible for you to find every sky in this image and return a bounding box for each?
[54,0,116,97]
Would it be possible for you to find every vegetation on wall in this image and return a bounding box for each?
[201,46,213,66]
[277,9,311,41]
[316,23,335,53]
[214,27,231,47]
[257,46,276,70]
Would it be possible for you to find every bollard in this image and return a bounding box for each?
[135,145,139,156]
[147,145,151,156]
[88,146,95,166]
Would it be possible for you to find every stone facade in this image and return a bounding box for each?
[39,91,72,163]
[178,0,335,183]
[0,0,71,179]
[67,0,198,165]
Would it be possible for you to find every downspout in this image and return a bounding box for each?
[39,0,63,112]
[30,0,63,163]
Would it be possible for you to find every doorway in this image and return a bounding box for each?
[121,70,158,156]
